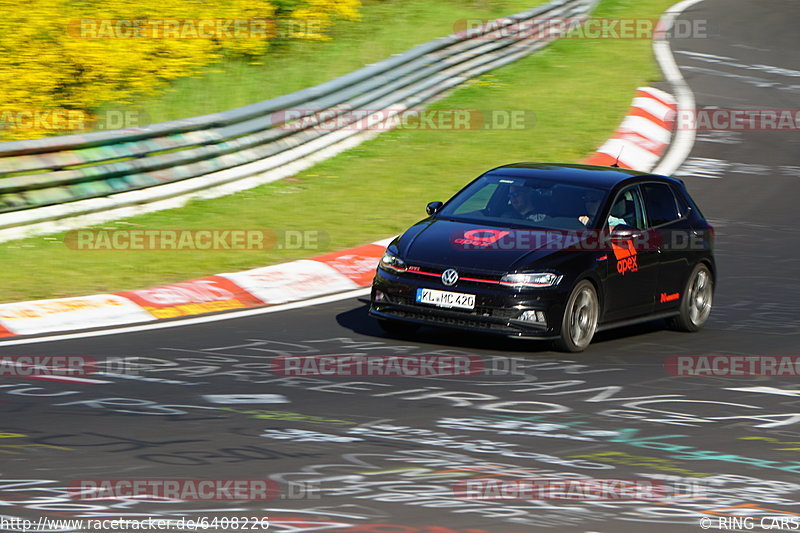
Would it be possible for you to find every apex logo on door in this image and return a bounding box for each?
[612,240,639,275]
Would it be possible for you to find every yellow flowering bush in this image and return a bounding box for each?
[0,0,360,140]
[287,0,363,40]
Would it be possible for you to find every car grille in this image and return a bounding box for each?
[401,265,504,287]
[382,306,516,332]
[390,295,517,319]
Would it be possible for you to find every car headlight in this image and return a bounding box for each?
[380,251,407,272]
[500,272,561,288]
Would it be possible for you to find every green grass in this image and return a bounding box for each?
[3,0,675,302]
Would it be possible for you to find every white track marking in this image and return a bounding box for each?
[203,394,290,404]
[652,0,705,176]
[0,288,370,347]
[727,387,800,398]
[29,375,112,384]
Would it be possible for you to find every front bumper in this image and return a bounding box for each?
[369,267,568,339]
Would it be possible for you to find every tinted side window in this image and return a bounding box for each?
[642,183,680,227]
[608,186,646,230]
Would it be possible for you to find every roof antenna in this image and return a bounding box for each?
[611,146,623,168]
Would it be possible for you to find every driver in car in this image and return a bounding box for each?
[507,185,547,222]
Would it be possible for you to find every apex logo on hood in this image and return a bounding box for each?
[453,229,511,247]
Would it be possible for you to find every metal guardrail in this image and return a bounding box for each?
[0,0,596,238]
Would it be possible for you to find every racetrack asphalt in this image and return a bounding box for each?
[1,1,799,531]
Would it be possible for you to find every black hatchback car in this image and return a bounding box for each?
[369,163,715,351]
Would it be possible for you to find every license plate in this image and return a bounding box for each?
[416,288,475,310]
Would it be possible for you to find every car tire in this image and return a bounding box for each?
[554,280,598,353]
[377,318,419,336]
[669,263,713,332]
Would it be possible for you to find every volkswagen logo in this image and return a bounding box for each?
[441,268,459,286]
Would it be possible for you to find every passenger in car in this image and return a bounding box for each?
[579,192,626,228]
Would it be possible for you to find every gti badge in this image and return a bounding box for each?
[441,268,459,286]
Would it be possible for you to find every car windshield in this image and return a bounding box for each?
[435,174,609,230]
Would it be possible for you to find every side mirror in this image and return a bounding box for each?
[426,201,443,216]
[610,224,640,240]
[609,224,654,251]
